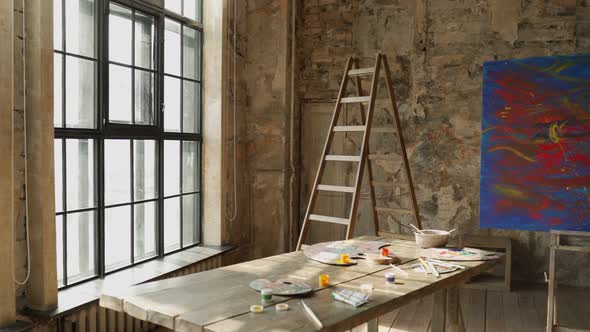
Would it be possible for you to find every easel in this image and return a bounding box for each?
[546,230,590,332]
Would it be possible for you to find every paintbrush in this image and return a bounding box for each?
[417,257,432,275]
[426,260,440,278]
[410,224,424,234]
[301,300,323,330]
[389,264,409,277]
[426,258,465,270]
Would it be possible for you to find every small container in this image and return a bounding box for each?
[319,274,330,287]
[380,247,390,257]
[275,303,289,311]
[250,304,263,313]
[340,253,350,264]
[385,272,396,284]
[360,283,374,293]
[261,289,273,303]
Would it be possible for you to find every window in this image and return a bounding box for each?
[54,0,202,288]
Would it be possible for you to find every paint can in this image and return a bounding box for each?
[261,289,273,303]
[381,247,389,257]
[385,272,396,284]
[250,304,264,313]
[275,303,289,311]
[319,274,330,287]
[340,253,350,264]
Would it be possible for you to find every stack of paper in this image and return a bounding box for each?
[331,288,369,307]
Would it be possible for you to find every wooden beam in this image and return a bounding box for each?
[24,0,58,311]
[0,0,15,326]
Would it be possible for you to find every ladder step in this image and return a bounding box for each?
[372,127,397,133]
[309,214,350,225]
[368,154,397,160]
[375,207,415,215]
[325,155,361,162]
[317,184,356,193]
[341,96,371,104]
[348,67,375,77]
[333,126,366,132]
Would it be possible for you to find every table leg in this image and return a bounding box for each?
[432,289,447,332]
[447,287,465,332]
[366,319,378,332]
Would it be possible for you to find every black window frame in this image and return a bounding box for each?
[54,0,203,289]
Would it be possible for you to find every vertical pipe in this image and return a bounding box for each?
[0,0,16,326]
[24,0,58,311]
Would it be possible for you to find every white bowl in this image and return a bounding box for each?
[414,229,450,248]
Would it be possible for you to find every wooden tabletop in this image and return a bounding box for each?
[99,236,502,332]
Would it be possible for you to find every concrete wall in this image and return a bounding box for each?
[297,0,590,285]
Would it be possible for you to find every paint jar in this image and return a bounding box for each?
[361,283,374,293]
[261,289,273,303]
[340,253,350,264]
[319,274,330,287]
[275,303,289,311]
[250,304,263,313]
[385,272,396,284]
[381,247,390,257]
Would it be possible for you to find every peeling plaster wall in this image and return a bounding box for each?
[224,0,297,262]
[297,0,590,286]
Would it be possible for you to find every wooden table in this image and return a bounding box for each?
[99,236,502,332]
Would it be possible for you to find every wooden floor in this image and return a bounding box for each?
[365,283,590,332]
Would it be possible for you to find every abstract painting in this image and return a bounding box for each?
[480,54,590,231]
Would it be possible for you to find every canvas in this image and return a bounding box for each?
[480,54,590,231]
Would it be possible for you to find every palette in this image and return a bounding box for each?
[303,240,397,266]
[249,279,313,296]
[421,247,500,261]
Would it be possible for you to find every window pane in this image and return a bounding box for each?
[165,0,181,16]
[134,140,157,201]
[105,206,131,271]
[109,64,132,123]
[182,141,199,193]
[56,216,64,286]
[54,54,63,127]
[67,211,96,283]
[164,140,180,197]
[135,201,156,261]
[134,70,154,125]
[183,0,201,22]
[164,19,181,76]
[164,197,180,252]
[182,194,199,246]
[182,27,201,80]
[135,12,155,70]
[65,0,95,58]
[105,140,131,205]
[109,3,132,65]
[66,139,95,210]
[54,0,63,51]
[182,81,200,133]
[164,76,181,132]
[55,139,63,213]
[65,56,96,128]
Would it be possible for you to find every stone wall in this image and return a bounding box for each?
[297,0,590,285]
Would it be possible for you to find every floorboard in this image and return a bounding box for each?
[366,283,590,332]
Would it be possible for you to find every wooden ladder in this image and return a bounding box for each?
[296,53,422,250]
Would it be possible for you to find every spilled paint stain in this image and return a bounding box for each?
[480,54,590,231]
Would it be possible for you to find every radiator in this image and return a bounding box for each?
[31,255,223,332]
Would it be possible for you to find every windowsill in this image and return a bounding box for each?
[23,244,235,320]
